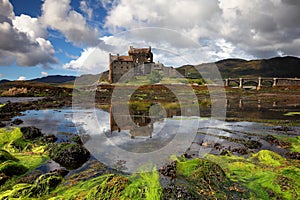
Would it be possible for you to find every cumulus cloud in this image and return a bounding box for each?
[63,47,109,74]
[103,0,300,60]
[41,71,48,76]
[41,0,99,46]
[0,0,57,68]
[17,76,26,81]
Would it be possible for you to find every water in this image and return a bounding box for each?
[12,105,300,173]
[0,97,44,104]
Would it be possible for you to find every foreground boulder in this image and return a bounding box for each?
[160,158,249,199]
[49,143,90,170]
[20,126,43,140]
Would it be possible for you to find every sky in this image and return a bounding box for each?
[0,0,300,80]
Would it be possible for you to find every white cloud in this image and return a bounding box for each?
[41,0,99,46]
[17,76,26,81]
[63,47,109,74]
[13,14,47,40]
[0,73,3,78]
[80,1,93,20]
[103,0,300,60]
[0,0,57,68]
[41,71,48,76]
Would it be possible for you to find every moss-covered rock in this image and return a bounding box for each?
[0,160,28,177]
[0,149,18,163]
[252,150,285,167]
[49,143,90,170]
[20,126,43,140]
[159,157,249,199]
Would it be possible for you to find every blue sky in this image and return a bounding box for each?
[0,0,300,80]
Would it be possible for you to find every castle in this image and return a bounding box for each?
[108,46,178,83]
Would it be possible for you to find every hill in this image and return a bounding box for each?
[30,75,76,84]
[177,56,300,78]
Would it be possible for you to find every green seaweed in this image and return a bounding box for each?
[0,150,18,163]
[122,167,162,200]
[0,128,22,148]
[252,150,285,167]
[206,150,300,199]
[0,161,28,177]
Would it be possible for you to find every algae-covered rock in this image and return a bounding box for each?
[0,149,18,163]
[20,126,43,140]
[0,160,28,177]
[252,150,285,166]
[49,143,90,169]
[163,158,249,199]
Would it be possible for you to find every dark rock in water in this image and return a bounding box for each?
[263,135,291,148]
[286,151,300,160]
[20,126,43,140]
[11,118,23,125]
[220,149,232,156]
[0,160,28,177]
[42,134,57,143]
[50,169,69,177]
[232,147,249,155]
[0,173,9,185]
[244,140,262,149]
[0,149,19,163]
[273,126,292,132]
[17,170,43,184]
[49,143,90,170]
[0,121,6,128]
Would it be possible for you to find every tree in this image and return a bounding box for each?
[148,70,163,84]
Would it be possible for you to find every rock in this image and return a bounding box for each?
[17,170,43,184]
[232,147,249,155]
[0,121,6,128]
[244,140,262,149]
[263,135,290,148]
[49,169,69,177]
[0,160,28,177]
[11,118,23,125]
[159,161,177,179]
[220,149,232,156]
[163,184,197,200]
[20,126,43,140]
[49,143,90,170]
[286,151,300,160]
[42,134,57,143]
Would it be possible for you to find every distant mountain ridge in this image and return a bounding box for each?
[177,56,300,78]
[30,75,77,83]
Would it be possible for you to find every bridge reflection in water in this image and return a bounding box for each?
[224,77,300,89]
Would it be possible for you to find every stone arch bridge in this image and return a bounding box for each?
[224,77,300,89]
